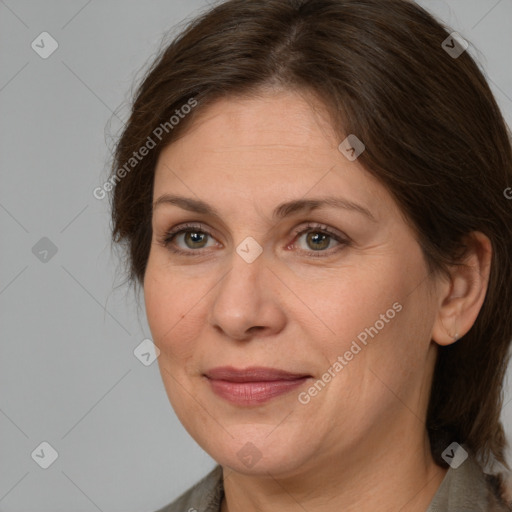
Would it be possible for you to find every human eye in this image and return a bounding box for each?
[289,222,351,258]
[157,221,350,259]
[157,223,220,256]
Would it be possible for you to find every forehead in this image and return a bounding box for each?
[185,89,337,143]
[161,93,334,168]
[152,91,393,219]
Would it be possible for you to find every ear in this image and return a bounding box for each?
[431,231,492,347]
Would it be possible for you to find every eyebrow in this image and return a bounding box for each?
[153,194,377,222]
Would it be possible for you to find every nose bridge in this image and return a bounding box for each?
[217,245,266,308]
[209,242,285,339]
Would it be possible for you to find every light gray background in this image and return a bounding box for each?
[1,1,511,511]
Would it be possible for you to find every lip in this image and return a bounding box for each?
[204,366,311,406]
[205,366,309,382]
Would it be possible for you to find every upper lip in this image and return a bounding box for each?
[204,366,310,382]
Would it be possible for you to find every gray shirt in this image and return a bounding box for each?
[155,457,511,512]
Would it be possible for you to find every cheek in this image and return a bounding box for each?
[303,250,430,368]
[143,263,201,362]
[294,263,405,343]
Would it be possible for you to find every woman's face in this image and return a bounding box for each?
[144,89,442,477]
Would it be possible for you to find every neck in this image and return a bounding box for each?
[220,431,447,512]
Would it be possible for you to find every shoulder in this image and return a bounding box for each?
[489,470,512,511]
[153,465,224,512]
[427,456,512,511]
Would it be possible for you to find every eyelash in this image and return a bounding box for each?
[157,222,351,258]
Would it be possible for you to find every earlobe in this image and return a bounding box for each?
[431,231,492,347]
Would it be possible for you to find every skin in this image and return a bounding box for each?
[143,88,492,512]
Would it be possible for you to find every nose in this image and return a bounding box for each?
[208,248,287,342]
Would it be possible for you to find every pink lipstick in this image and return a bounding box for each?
[204,366,310,406]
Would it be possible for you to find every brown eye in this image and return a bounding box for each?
[304,232,332,251]
[159,223,219,256]
[159,222,349,258]
[291,223,350,258]
[182,231,209,249]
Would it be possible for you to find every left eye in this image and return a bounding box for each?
[160,223,349,257]
[166,229,216,250]
[294,229,340,252]
[289,225,350,256]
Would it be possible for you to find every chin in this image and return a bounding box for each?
[195,425,312,477]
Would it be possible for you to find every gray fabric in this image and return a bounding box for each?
[155,465,224,512]
[426,457,510,512]
[155,458,511,511]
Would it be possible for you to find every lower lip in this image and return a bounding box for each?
[206,377,310,405]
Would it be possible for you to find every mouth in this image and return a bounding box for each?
[203,366,311,406]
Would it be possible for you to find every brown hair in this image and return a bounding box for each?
[109,0,512,469]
